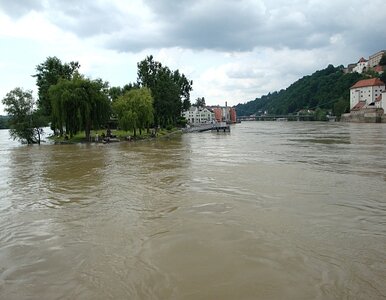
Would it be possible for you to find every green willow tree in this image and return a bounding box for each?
[112,87,154,137]
[33,56,80,119]
[109,83,139,102]
[137,55,192,127]
[2,88,46,144]
[49,74,111,140]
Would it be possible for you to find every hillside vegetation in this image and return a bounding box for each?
[235,65,366,118]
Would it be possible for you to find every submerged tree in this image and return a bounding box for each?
[2,88,46,144]
[49,74,111,140]
[137,55,192,127]
[33,56,80,119]
[112,87,154,137]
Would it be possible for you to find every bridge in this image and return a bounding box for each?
[237,115,316,122]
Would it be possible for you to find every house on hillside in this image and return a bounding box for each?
[345,50,385,74]
[373,65,385,74]
[342,78,386,122]
[352,57,368,74]
[350,78,385,109]
[343,63,357,73]
[368,50,386,68]
[375,91,386,110]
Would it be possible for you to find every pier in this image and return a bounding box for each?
[183,122,230,133]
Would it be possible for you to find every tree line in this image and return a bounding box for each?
[235,62,386,120]
[2,55,192,144]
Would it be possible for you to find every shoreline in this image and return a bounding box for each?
[52,129,183,145]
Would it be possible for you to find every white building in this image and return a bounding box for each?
[350,78,385,110]
[368,50,386,68]
[182,106,215,125]
[375,91,386,110]
[352,57,368,74]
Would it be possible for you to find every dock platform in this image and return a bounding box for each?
[183,122,230,133]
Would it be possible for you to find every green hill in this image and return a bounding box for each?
[235,65,367,118]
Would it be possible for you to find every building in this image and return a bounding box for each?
[373,65,384,74]
[368,50,386,68]
[352,57,368,74]
[343,63,356,74]
[345,50,386,74]
[375,91,386,110]
[209,103,237,124]
[350,78,385,110]
[182,106,215,125]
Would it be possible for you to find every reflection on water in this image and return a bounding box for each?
[0,123,386,299]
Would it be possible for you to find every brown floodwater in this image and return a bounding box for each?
[0,122,385,299]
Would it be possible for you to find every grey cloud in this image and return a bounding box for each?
[0,0,43,18]
[46,1,126,37]
[1,0,385,54]
[134,0,386,53]
[0,0,126,37]
[111,0,353,52]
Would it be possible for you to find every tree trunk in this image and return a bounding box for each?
[36,128,41,145]
[85,120,91,141]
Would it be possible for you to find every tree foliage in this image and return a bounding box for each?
[194,97,206,107]
[49,74,111,140]
[379,54,386,66]
[2,88,46,144]
[137,55,192,127]
[235,65,367,116]
[112,87,154,136]
[380,72,386,85]
[109,83,139,102]
[333,97,349,119]
[379,55,386,84]
[33,56,80,118]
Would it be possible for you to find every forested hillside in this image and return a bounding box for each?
[235,65,367,118]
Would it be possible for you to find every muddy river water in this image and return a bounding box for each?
[0,122,385,299]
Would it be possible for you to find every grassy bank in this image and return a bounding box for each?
[51,128,182,144]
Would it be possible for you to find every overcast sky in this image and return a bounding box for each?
[1,0,385,114]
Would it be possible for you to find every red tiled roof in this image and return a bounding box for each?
[351,78,385,89]
[351,101,366,111]
[374,65,384,72]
